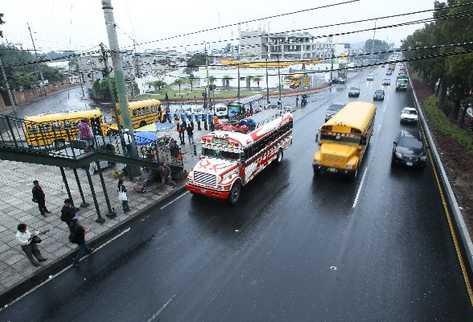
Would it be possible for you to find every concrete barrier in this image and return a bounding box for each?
[408,72,473,284]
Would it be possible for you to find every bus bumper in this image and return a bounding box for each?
[313,164,353,175]
[185,183,230,200]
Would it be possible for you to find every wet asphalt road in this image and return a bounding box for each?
[2,67,472,322]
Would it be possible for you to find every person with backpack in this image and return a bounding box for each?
[60,198,78,232]
[69,220,91,267]
[117,179,130,213]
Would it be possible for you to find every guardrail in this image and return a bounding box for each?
[408,72,473,287]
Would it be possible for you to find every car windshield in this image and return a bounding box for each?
[320,132,361,144]
[404,109,417,115]
[399,136,423,149]
[202,148,241,161]
[375,90,384,94]
[350,87,359,91]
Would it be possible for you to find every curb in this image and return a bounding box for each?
[0,184,187,308]
[408,73,473,286]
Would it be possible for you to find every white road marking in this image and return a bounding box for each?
[352,167,369,209]
[160,191,190,210]
[91,227,131,254]
[145,294,177,322]
[0,227,131,312]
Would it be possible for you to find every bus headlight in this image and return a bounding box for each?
[187,171,194,182]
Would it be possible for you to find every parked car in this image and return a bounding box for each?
[392,130,427,168]
[213,103,228,118]
[366,74,374,81]
[382,78,391,86]
[400,107,418,124]
[332,77,346,84]
[373,89,385,101]
[348,87,360,97]
[325,104,344,122]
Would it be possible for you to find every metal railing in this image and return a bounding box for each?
[0,114,184,169]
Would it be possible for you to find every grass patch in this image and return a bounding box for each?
[423,96,473,153]
[138,87,261,100]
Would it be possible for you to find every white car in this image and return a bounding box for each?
[283,105,297,113]
[400,107,418,124]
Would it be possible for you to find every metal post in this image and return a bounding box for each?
[102,0,139,178]
[73,168,89,208]
[277,55,282,101]
[59,167,74,207]
[0,57,16,114]
[265,56,270,104]
[85,167,105,224]
[5,117,18,148]
[95,161,116,218]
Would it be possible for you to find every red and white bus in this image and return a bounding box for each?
[186,112,293,204]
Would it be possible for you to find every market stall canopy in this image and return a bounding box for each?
[134,131,159,145]
[135,122,174,132]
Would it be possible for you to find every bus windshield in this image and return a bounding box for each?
[202,147,241,161]
[320,131,361,144]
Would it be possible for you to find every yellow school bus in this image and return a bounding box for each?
[115,99,161,129]
[313,101,376,179]
[24,109,111,147]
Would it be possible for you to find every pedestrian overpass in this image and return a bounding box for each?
[0,114,183,223]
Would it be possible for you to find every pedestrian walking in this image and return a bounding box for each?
[78,119,94,151]
[122,128,133,155]
[186,122,194,145]
[69,220,91,267]
[165,105,171,123]
[178,121,186,145]
[16,223,47,267]
[60,198,78,232]
[32,180,49,217]
[117,179,130,213]
[296,96,299,107]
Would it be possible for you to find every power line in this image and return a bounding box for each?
[122,0,360,49]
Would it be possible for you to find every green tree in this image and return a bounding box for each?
[253,76,262,88]
[149,80,167,92]
[92,76,117,101]
[173,78,185,96]
[187,74,195,92]
[222,75,233,88]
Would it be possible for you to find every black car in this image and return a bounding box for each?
[373,89,385,101]
[348,87,360,97]
[392,130,427,168]
[325,104,344,121]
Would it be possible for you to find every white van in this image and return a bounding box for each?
[213,103,228,118]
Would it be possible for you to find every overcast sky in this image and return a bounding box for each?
[2,0,436,53]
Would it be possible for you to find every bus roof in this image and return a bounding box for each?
[25,109,103,123]
[202,112,293,147]
[324,101,376,133]
[120,99,161,110]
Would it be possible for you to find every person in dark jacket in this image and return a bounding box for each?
[60,198,77,231]
[69,220,91,267]
[186,122,194,145]
[32,180,49,216]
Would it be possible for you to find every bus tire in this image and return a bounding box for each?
[228,180,242,206]
[275,149,284,164]
[349,168,359,180]
[313,165,319,176]
[140,121,147,127]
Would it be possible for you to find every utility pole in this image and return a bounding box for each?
[99,42,121,128]
[27,22,45,96]
[102,0,139,177]
[237,47,241,102]
[370,19,378,63]
[205,43,210,109]
[0,56,16,114]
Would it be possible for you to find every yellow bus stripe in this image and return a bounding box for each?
[429,152,473,306]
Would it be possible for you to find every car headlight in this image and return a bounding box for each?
[395,152,402,158]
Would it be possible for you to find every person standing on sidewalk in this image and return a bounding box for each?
[69,220,91,267]
[117,179,130,213]
[186,122,194,145]
[16,223,47,267]
[60,198,78,232]
[32,180,49,217]
[178,121,186,145]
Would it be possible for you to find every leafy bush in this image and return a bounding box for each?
[423,96,473,153]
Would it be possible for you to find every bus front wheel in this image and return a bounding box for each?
[349,168,359,180]
[275,149,284,164]
[140,121,147,127]
[228,181,241,205]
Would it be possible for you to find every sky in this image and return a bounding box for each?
[1,0,437,53]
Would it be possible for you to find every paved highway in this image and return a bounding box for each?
[2,67,472,322]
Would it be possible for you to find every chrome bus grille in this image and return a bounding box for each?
[194,171,217,187]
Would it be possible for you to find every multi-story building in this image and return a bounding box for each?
[239,31,334,60]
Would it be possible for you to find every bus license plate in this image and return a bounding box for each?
[406,162,413,167]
